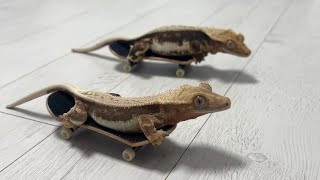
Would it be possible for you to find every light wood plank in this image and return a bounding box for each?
[0,0,235,125]
[0,0,167,87]
[0,126,95,179]
[0,0,100,44]
[0,113,56,171]
[167,0,320,179]
[0,0,293,179]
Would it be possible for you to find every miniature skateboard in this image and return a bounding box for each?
[46,91,176,161]
[108,40,197,77]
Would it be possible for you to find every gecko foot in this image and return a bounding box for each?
[149,130,169,146]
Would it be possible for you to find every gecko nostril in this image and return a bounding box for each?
[246,49,251,56]
[225,99,231,108]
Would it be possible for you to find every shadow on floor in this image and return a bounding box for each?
[125,62,258,84]
[77,52,258,84]
[53,127,247,173]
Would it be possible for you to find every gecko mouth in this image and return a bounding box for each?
[222,48,251,57]
[196,106,230,114]
[197,101,231,113]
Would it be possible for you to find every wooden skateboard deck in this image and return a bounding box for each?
[109,40,196,65]
[46,91,176,147]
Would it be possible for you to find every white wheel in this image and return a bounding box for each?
[123,63,133,72]
[122,148,136,161]
[60,127,73,140]
[176,68,185,77]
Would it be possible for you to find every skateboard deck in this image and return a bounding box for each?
[109,40,196,64]
[46,91,176,147]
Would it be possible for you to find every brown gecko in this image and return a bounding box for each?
[72,25,251,63]
[6,82,231,145]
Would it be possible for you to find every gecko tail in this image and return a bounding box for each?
[6,84,79,109]
[71,37,130,53]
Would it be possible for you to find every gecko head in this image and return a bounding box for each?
[168,83,231,122]
[221,32,251,57]
[206,28,251,57]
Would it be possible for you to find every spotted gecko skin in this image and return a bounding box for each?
[6,83,231,145]
[72,25,251,63]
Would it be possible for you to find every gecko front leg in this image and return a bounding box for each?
[57,100,87,129]
[127,39,151,62]
[137,114,169,146]
[193,53,208,63]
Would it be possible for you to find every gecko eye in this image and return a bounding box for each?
[226,40,235,49]
[194,96,206,108]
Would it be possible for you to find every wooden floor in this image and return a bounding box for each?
[1,0,320,179]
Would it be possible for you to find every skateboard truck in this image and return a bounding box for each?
[59,126,140,161]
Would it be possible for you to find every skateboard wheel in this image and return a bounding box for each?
[122,148,136,161]
[176,68,185,77]
[123,63,133,72]
[60,127,73,140]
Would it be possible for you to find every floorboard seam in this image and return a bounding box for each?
[0,111,58,126]
[0,127,60,173]
[223,0,294,96]
[0,1,169,90]
[164,0,294,179]
[0,0,170,175]
[0,11,90,46]
[60,148,91,180]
